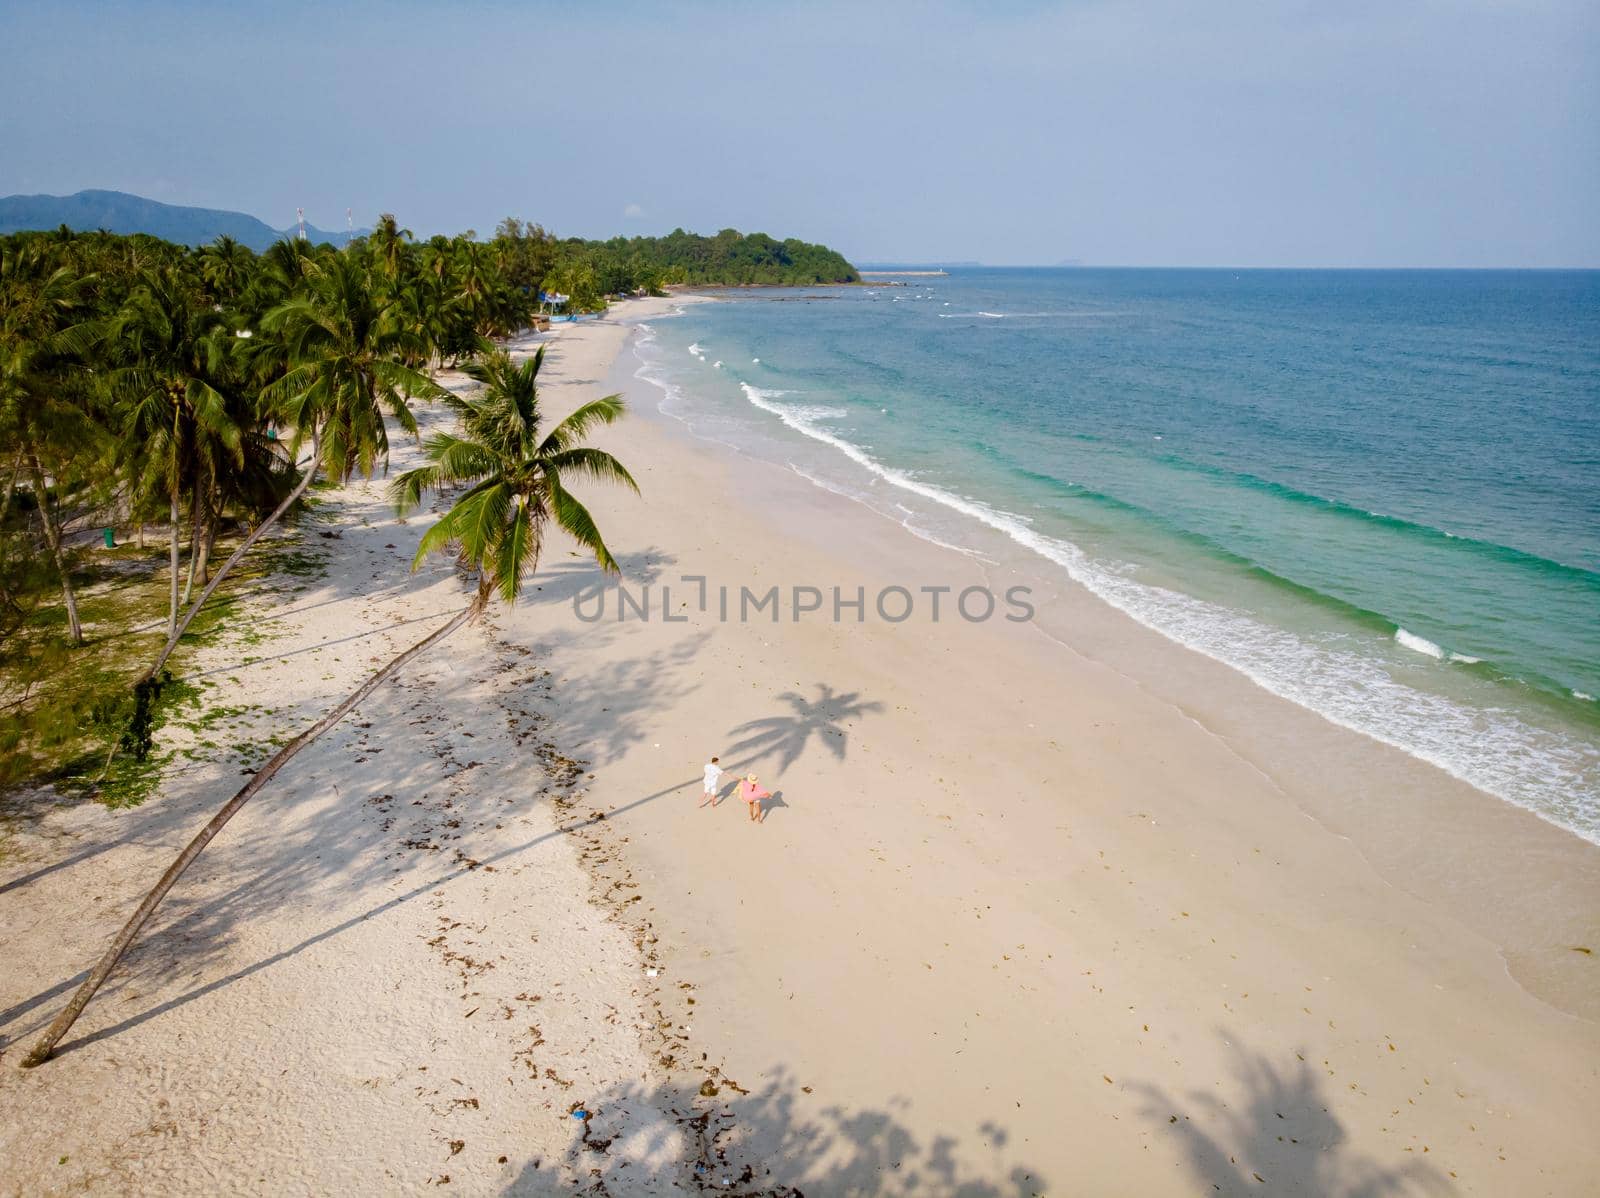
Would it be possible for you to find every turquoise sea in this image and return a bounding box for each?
[628,270,1600,843]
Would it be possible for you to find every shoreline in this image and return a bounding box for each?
[630,296,1600,1019]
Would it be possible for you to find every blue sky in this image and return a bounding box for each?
[1,1,1596,266]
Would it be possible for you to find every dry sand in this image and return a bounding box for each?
[3,297,1598,1195]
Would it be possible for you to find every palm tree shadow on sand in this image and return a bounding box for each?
[724,684,884,775]
[1133,1034,1454,1196]
[507,1065,1048,1196]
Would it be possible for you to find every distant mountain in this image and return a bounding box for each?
[0,189,362,250]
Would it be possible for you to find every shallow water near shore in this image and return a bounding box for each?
[634,269,1600,842]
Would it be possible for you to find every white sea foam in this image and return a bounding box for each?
[687,342,703,355]
[1575,691,1596,703]
[977,311,1005,318]
[1395,628,1445,659]
[1397,630,1482,666]
[736,382,1600,844]
[713,361,723,369]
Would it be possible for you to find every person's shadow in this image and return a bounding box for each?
[758,788,788,823]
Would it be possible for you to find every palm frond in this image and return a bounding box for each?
[539,394,626,455]
[494,501,541,605]
[548,476,620,573]
[544,447,639,493]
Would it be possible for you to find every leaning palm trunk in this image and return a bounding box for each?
[23,594,480,1068]
[29,456,83,646]
[140,431,321,686]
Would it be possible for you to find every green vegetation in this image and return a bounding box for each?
[490,220,859,307]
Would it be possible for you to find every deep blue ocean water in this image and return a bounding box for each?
[628,269,1600,841]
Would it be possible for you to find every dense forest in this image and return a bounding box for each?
[494,219,859,302]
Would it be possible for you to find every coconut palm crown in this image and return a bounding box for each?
[391,342,637,606]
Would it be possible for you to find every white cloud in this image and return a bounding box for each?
[623,203,644,219]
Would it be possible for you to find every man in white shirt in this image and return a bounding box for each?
[701,756,726,808]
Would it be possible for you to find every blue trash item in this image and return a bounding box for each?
[570,1109,588,1120]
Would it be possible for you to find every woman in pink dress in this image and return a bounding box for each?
[739,774,771,824]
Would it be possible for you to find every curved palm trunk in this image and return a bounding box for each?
[29,455,83,647]
[23,597,477,1068]
[141,430,321,685]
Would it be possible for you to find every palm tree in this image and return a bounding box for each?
[368,213,413,282]
[244,236,320,317]
[0,242,100,644]
[23,345,636,1066]
[135,252,443,686]
[197,235,254,304]
[392,342,637,599]
[108,267,240,638]
[454,240,497,335]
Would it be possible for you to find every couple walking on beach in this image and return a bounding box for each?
[701,756,770,823]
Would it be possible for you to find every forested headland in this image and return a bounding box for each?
[494,219,859,301]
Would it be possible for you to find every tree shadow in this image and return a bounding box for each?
[194,608,462,678]
[724,684,884,775]
[0,839,118,899]
[0,635,705,1059]
[503,626,707,768]
[508,1065,1047,1196]
[1132,1034,1453,1196]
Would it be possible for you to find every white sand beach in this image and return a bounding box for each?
[3,298,1598,1195]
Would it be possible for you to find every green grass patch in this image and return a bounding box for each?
[0,521,327,809]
